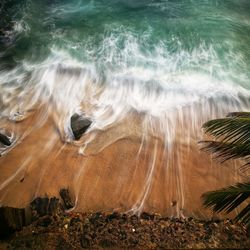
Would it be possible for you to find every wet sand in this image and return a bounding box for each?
[0,109,246,219]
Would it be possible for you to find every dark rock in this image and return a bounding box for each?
[48,197,62,215]
[70,113,91,140]
[30,197,62,218]
[30,197,49,217]
[0,132,11,146]
[0,207,26,238]
[59,188,74,210]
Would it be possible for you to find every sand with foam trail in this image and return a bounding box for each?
[0,106,247,218]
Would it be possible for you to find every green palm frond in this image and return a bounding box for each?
[202,182,250,224]
[202,117,250,145]
[201,140,250,164]
[235,204,250,224]
[201,112,250,224]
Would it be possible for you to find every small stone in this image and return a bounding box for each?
[70,113,92,140]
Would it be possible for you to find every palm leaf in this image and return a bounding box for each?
[201,112,250,225]
[202,182,250,224]
[202,117,250,145]
[235,204,250,224]
[200,140,250,165]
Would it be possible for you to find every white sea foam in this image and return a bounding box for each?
[0,32,249,152]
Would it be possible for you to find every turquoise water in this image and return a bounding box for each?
[0,0,250,140]
[1,0,250,75]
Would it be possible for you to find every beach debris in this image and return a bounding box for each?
[0,132,11,146]
[59,188,74,210]
[70,113,91,140]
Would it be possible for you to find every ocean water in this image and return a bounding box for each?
[1,0,250,133]
[0,0,250,215]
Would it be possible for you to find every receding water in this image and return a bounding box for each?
[0,0,250,216]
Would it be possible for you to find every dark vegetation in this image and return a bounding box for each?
[201,112,250,225]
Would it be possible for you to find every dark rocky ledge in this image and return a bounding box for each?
[0,195,250,249]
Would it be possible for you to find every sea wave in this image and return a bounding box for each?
[0,30,249,152]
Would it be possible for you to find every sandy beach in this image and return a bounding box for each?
[0,107,246,219]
